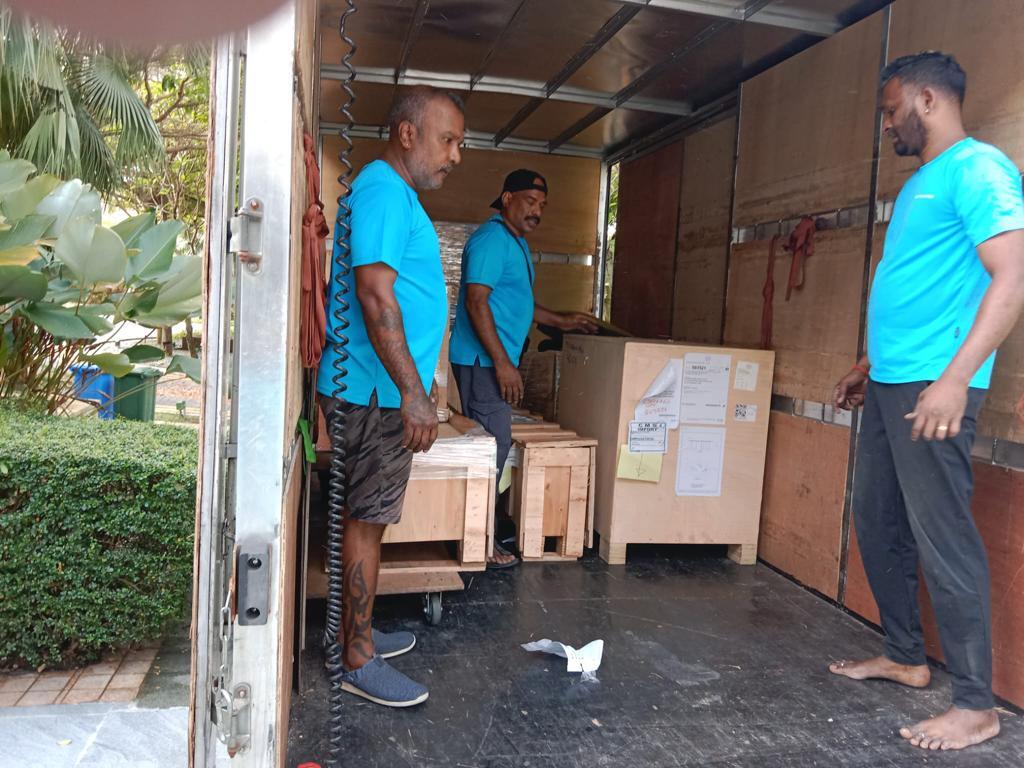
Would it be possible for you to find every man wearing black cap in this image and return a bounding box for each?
[450,169,597,567]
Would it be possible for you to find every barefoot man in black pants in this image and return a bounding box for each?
[832,53,1024,750]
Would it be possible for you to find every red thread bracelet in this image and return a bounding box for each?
[853,363,870,376]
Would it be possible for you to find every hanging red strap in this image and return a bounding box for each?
[760,234,780,350]
[785,216,816,301]
[301,133,330,369]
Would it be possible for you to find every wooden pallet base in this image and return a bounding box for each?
[597,538,759,566]
[307,541,480,599]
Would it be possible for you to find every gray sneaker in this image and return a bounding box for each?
[374,628,416,659]
[340,655,429,707]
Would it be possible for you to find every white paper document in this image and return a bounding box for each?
[628,420,668,453]
[680,353,731,425]
[734,361,759,392]
[521,638,605,682]
[634,359,683,428]
[676,427,727,497]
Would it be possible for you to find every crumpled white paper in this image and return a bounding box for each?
[634,359,682,428]
[521,638,604,682]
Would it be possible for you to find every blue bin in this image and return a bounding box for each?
[70,363,115,420]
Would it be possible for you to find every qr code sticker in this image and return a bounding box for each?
[734,404,757,422]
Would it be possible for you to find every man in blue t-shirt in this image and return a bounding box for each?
[832,53,1024,751]
[318,85,464,707]
[450,170,597,567]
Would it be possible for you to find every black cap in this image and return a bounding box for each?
[490,169,548,210]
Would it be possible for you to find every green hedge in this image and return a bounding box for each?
[0,407,198,668]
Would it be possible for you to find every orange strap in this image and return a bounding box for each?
[785,216,816,301]
[300,133,329,369]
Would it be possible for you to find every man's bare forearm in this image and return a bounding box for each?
[468,298,514,369]
[533,304,558,326]
[360,295,425,398]
[942,272,1024,386]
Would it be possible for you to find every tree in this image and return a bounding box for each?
[110,52,210,257]
[0,7,165,194]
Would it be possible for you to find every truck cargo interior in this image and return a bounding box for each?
[188,1,1024,766]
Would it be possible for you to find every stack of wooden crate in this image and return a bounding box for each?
[508,419,597,561]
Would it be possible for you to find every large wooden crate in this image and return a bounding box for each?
[509,421,597,561]
[557,336,774,565]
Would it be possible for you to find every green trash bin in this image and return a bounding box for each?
[113,367,161,421]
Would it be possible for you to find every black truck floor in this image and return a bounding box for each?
[287,546,1024,767]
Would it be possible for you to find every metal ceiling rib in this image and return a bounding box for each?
[317,0,873,159]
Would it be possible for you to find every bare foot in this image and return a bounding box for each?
[487,550,517,567]
[900,707,1000,750]
[828,656,931,688]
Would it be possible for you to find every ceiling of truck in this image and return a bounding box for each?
[317,0,888,160]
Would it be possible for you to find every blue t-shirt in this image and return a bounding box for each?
[317,160,447,408]
[450,215,536,368]
[868,138,1024,389]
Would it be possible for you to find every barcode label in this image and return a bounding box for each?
[734,404,757,422]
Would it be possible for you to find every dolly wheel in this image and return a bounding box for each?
[423,592,442,626]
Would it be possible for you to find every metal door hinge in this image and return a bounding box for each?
[229,198,264,273]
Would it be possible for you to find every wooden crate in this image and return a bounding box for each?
[519,351,561,423]
[557,336,775,565]
[509,421,597,562]
[309,413,496,602]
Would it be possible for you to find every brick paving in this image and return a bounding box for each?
[0,645,159,707]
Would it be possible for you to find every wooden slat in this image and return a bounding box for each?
[520,459,547,560]
[723,228,865,403]
[611,140,684,338]
[734,12,883,225]
[459,476,490,565]
[523,447,593,467]
[673,116,736,343]
[541,467,570,538]
[758,412,849,600]
[562,464,589,558]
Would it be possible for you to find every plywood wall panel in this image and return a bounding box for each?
[672,117,736,343]
[321,136,602,255]
[733,12,883,226]
[610,140,684,338]
[878,0,1024,200]
[724,228,865,402]
[844,462,1024,707]
[759,413,849,600]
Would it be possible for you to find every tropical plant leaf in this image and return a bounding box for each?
[36,179,102,236]
[0,245,39,265]
[0,264,47,302]
[81,352,132,378]
[54,216,127,285]
[0,173,59,220]
[19,301,94,339]
[168,353,201,383]
[112,211,156,250]
[77,303,116,334]
[0,156,35,195]
[0,214,55,251]
[123,343,165,363]
[72,102,117,194]
[127,219,182,281]
[134,255,201,326]
[119,286,160,318]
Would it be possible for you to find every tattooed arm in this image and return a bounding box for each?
[355,263,438,452]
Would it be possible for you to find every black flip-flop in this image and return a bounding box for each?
[487,541,520,570]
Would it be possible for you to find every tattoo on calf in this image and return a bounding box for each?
[343,559,374,664]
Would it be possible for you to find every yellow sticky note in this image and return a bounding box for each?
[616,445,663,483]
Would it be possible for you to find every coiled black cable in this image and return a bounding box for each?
[324,1,357,766]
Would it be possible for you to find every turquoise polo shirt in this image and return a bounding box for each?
[317,160,447,408]
[450,215,536,368]
[868,138,1024,389]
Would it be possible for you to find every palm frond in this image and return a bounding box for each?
[74,102,117,193]
[71,54,164,170]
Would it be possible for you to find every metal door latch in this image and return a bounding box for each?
[229,198,264,273]
[214,682,252,757]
